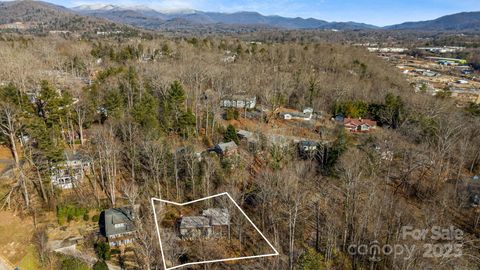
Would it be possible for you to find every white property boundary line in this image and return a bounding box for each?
[151,192,280,270]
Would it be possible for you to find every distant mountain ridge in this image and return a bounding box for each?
[73,4,480,32]
[72,4,379,30]
[1,1,479,32]
[385,11,480,31]
[0,1,133,32]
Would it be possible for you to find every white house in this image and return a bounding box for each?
[280,108,313,121]
[221,95,256,109]
[51,152,91,189]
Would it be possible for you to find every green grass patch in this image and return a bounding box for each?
[18,245,42,270]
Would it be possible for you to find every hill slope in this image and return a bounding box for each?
[0,1,133,33]
[386,11,480,31]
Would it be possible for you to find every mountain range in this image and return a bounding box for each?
[72,4,379,30]
[0,1,479,32]
[0,1,131,32]
[67,4,480,32]
[385,11,480,31]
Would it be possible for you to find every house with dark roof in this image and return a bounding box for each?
[334,114,345,122]
[298,140,319,158]
[237,130,260,153]
[178,208,230,239]
[102,206,137,247]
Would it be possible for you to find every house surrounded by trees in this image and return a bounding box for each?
[279,107,314,121]
[178,208,230,239]
[343,118,377,133]
[102,206,137,247]
[213,141,238,157]
[51,152,91,189]
[221,95,257,109]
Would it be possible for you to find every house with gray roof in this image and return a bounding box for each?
[213,141,238,157]
[178,208,230,239]
[178,216,212,239]
[202,208,230,226]
[237,130,261,153]
[102,206,137,247]
[237,130,254,140]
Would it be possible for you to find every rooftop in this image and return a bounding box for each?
[179,216,211,229]
[215,141,238,152]
[202,208,230,226]
[64,151,90,162]
[104,206,137,237]
[299,140,318,147]
[344,118,377,127]
[237,129,254,139]
[179,208,230,229]
[221,94,256,101]
[280,111,312,118]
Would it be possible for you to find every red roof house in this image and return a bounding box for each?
[343,118,377,133]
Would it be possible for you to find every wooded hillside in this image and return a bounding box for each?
[0,34,479,269]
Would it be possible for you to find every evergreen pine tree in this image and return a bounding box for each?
[224,124,239,144]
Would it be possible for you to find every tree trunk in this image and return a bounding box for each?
[9,132,19,166]
[174,152,180,200]
[78,117,84,146]
[36,166,48,204]
[20,170,29,209]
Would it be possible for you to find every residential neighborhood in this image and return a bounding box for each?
[0,1,479,269]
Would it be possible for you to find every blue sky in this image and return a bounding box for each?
[46,0,480,26]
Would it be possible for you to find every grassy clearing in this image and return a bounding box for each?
[0,211,35,264]
[18,245,41,270]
